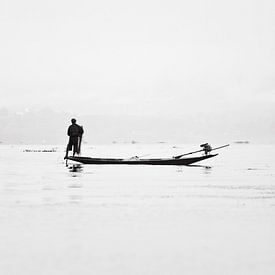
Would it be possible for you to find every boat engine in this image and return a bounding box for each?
[200,143,212,155]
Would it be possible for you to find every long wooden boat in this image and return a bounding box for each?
[66,154,218,166]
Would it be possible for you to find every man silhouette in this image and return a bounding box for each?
[64,118,84,159]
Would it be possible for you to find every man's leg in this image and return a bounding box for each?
[73,142,77,156]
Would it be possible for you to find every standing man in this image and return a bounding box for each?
[64,118,84,159]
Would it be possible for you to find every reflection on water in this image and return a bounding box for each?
[188,164,212,169]
[68,194,82,204]
[67,164,84,203]
[68,164,83,176]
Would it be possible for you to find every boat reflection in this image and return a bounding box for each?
[176,164,212,173]
[188,164,212,174]
[188,164,212,168]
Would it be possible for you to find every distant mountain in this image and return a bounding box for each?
[0,106,274,144]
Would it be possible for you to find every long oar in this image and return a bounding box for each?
[78,135,82,155]
[174,144,229,159]
[78,126,84,155]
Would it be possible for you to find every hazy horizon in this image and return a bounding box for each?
[0,106,274,144]
[0,0,274,143]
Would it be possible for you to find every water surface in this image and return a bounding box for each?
[0,144,274,274]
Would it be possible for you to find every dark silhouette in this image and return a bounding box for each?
[64,118,84,159]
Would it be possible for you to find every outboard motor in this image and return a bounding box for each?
[200,143,212,155]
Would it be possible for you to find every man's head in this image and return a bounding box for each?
[71,118,76,124]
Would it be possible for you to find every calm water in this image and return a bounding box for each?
[0,144,275,275]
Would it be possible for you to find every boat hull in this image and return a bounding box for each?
[67,154,218,165]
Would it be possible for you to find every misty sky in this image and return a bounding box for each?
[0,0,274,116]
